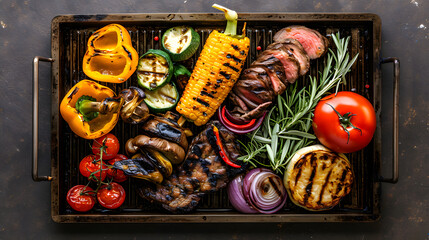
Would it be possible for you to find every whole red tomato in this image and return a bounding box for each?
[79,154,107,182]
[97,182,126,209]
[92,133,120,160]
[312,91,376,153]
[107,154,128,182]
[66,185,96,212]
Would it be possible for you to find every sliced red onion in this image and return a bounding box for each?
[228,168,287,214]
[243,168,287,214]
[242,168,271,201]
[217,107,266,135]
[223,105,250,125]
[227,175,258,213]
[248,171,287,214]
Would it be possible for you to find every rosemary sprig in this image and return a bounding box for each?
[240,32,358,174]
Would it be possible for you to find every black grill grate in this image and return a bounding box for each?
[53,14,380,221]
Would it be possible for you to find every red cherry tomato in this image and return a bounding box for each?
[97,182,126,209]
[79,154,107,182]
[107,154,128,182]
[312,91,376,153]
[92,133,120,160]
[66,185,96,212]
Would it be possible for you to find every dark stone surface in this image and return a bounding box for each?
[0,0,428,239]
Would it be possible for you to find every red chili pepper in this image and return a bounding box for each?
[221,106,256,129]
[212,125,241,168]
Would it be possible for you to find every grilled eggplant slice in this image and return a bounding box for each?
[284,144,354,211]
[142,117,189,150]
[145,148,173,177]
[113,157,164,184]
[125,135,186,165]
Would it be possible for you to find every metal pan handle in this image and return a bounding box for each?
[33,56,54,182]
[379,57,400,183]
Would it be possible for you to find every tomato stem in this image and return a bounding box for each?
[326,103,362,144]
[89,140,109,193]
[79,181,95,196]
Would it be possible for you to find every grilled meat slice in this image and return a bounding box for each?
[253,51,288,84]
[243,65,286,96]
[231,90,259,110]
[233,77,274,105]
[139,121,243,213]
[140,173,202,213]
[267,39,310,76]
[253,65,286,95]
[228,66,275,120]
[229,91,250,112]
[260,49,300,84]
[284,145,354,211]
[274,26,329,59]
[233,67,274,106]
[241,66,275,92]
[230,26,328,121]
[231,101,272,121]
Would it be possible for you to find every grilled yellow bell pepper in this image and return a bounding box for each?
[83,24,138,83]
[60,80,123,139]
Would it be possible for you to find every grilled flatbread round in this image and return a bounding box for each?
[284,145,353,211]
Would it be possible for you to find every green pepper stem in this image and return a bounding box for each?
[78,100,102,116]
[212,4,238,36]
[76,95,123,122]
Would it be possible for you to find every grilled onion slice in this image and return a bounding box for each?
[284,144,354,211]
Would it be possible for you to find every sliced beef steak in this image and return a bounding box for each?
[261,49,300,84]
[273,26,329,59]
[230,26,328,121]
[267,38,310,76]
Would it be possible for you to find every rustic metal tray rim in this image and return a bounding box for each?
[49,12,382,223]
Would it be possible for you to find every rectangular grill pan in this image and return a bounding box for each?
[32,13,400,223]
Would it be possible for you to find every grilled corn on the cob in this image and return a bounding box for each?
[176,4,250,126]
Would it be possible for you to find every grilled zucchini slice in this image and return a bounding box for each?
[284,145,354,211]
[143,82,179,113]
[161,26,200,61]
[137,49,173,90]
